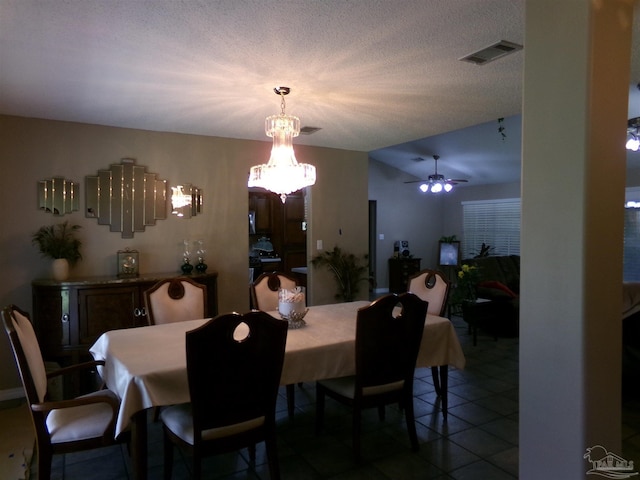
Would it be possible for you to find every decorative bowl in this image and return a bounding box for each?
[279,308,309,329]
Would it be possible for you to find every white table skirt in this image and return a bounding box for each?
[90,300,465,436]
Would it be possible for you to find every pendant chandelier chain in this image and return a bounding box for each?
[280,93,286,115]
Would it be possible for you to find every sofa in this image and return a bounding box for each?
[461,255,520,337]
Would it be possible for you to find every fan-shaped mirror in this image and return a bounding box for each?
[85,158,168,238]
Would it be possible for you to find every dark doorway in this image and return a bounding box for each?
[368,200,377,292]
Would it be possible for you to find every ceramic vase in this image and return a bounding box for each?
[52,258,69,282]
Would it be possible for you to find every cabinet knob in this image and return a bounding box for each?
[61,313,69,323]
[134,307,147,318]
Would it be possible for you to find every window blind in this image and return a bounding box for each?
[462,199,521,259]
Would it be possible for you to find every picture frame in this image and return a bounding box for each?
[117,248,139,278]
[439,241,460,267]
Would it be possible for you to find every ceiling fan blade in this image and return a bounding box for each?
[404,155,470,186]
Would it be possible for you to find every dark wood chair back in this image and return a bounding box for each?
[187,310,288,444]
[355,292,428,395]
[161,311,288,478]
[315,292,428,462]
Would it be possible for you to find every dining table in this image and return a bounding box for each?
[89,300,465,480]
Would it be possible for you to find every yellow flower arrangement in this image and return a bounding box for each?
[453,263,480,303]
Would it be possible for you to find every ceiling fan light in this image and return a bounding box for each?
[431,182,443,193]
[419,183,429,193]
[248,87,316,203]
[627,135,640,152]
[444,183,453,192]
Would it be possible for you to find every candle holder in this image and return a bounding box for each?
[195,239,208,273]
[180,240,193,274]
[278,286,308,329]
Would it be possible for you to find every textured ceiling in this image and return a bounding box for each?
[1,1,638,186]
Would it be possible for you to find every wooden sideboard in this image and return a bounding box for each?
[32,271,218,395]
[388,258,421,293]
[32,271,218,366]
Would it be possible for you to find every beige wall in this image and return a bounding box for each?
[0,114,368,392]
[368,159,445,289]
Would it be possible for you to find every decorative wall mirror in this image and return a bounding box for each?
[38,177,79,215]
[171,183,203,218]
[85,158,168,238]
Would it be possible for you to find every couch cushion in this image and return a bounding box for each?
[496,256,520,293]
[464,257,508,286]
[478,280,517,298]
[463,256,520,294]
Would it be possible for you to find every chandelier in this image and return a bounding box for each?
[627,117,640,152]
[248,87,316,203]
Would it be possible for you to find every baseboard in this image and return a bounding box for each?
[0,388,25,403]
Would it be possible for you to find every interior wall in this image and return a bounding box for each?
[519,1,631,477]
[368,159,444,291]
[304,150,370,305]
[0,114,368,392]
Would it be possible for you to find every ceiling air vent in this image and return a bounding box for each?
[300,126,321,135]
[459,40,523,65]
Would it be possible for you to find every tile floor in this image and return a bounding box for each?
[27,314,640,479]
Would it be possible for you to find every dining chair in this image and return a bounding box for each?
[160,310,288,480]
[2,305,122,480]
[407,268,451,401]
[250,271,297,311]
[407,269,450,316]
[315,293,428,462]
[250,270,299,417]
[144,277,207,325]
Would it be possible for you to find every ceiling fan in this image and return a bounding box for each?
[404,155,468,193]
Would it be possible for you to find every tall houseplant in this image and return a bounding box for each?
[311,246,368,302]
[32,221,82,281]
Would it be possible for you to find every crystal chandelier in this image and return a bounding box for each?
[248,87,316,203]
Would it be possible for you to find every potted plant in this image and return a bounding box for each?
[311,246,368,302]
[32,221,82,281]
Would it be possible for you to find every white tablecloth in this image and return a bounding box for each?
[90,300,465,436]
